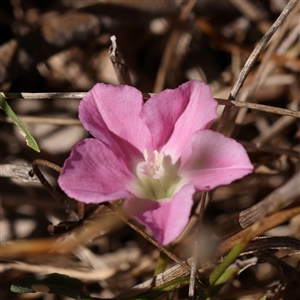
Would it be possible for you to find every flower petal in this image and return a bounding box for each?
[79,83,151,152]
[141,81,217,159]
[58,138,134,203]
[181,130,253,190]
[123,183,195,245]
[141,83,190,151]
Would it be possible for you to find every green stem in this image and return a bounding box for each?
[154,247,170,276]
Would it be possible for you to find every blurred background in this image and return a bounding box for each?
[1,1,299,299]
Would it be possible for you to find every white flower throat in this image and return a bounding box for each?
[133,149,182,200]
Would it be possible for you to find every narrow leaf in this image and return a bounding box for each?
[0,94,40,152]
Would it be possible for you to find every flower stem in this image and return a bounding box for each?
[154,247,170,276]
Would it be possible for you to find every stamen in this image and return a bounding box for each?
[132,149,183,200]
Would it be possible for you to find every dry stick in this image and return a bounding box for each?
[32,159,80,222]
[109,35,132,85]
[188,192,206,299]
[104,202,191,274]
[215,205,300,257]
[2,92,87,99]
[216,0,299,133]
[214,170,300,238]
[0,115,82,125]
[0,100,299,130]
[2,92,300,118]
[153,0,195,93]
[243,236,300,255]
[215,98,300,118]
[0,163,39,182]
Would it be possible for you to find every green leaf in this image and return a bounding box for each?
[0,94,40,152]
[208,267,239,298]
[10,273,93,300]
[208,243,242,288]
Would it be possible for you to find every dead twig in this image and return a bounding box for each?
[0,164,39,182]
[214,170,300,238]
[109,35,132,85]
[0,115,82,125]
[3,92,299,118]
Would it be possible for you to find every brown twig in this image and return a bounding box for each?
[0,163,39,182]
[215,98,300,118]
[0,115,82,125]
[2,92,87,99]
[216,205,300,257]
[3,92,299,118]
[214,170,300,238]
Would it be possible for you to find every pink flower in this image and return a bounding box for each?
[58,81,253,245]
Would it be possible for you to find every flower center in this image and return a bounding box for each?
[132,149,182,200]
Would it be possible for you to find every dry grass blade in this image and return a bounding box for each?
[216,206,300,257]
[0,115,82,125]
[215,98,300,118]
[243,236,300,255]
[214,170,300,238]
